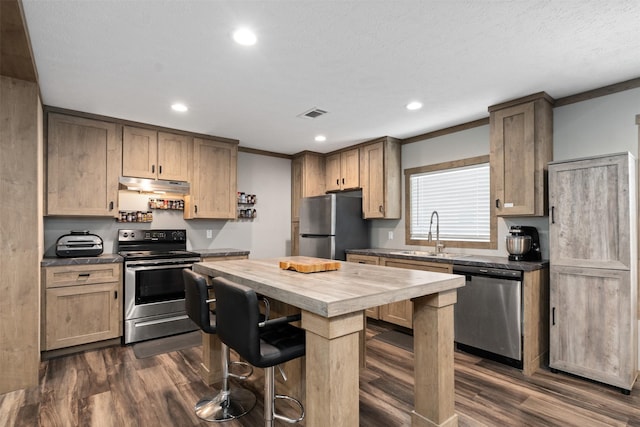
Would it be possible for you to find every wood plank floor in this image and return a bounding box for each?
[2,320,640,426]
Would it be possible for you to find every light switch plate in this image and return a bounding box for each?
[206,230,213,239]
[388,231,394,240]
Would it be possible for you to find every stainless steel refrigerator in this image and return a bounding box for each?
[299,193,370,260]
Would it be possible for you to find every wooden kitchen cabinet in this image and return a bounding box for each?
[346,254,381,318]
[122,126,191,182]
[378,258,452,328]
[291,152,325,254]
[185,137,238,219]
[489,92,553,217]
[548,153,637,392]
[360,137,401,219]
[46,113,121,216]
[325,148,360,192]
[42,263,122,351]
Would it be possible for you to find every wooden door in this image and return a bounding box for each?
[325,153,341,192]
[189,138,237,219]
[45,281,120,350]
[346,254,380,318]
[549,154,632,270]
[490,102,536,216]
[291,221,300,256]
[549,265,635,389]
[291,156,302,222]
[361,141,385,218]
[122,126,157,179]
[341,148,360,190]
[379,258,452,328]
[157,132,191,181]
[47,113,120,216]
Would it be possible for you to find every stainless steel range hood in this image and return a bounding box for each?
[118,176,190,194]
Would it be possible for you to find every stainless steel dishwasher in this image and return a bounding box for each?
[453,264,523,367]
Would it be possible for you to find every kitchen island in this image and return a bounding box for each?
[194,256,465,427]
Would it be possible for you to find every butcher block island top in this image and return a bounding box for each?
[194,255,464,318]
[194,256,464,427]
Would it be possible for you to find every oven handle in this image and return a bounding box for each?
[125,262,195,271]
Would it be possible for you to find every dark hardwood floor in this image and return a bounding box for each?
[2,320,640,426]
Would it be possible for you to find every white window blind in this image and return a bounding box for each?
[409,162,490,242]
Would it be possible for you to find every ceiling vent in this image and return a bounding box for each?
[298,107,328,119]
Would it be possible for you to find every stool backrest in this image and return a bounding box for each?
[183,269,216,334]
[212,277,262,365]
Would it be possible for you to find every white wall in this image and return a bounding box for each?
[44,151,291,258]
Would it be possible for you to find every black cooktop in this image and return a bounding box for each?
[118,250,199,260]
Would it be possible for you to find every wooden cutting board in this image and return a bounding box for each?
[279,259,341,273]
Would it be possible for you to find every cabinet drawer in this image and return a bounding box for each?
[44,263,122,288]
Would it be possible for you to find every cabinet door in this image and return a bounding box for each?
[361,139,401,219]
[47,113,121,216]
[379,258,452,328]
[188,138,237,219]
[122,126,157,179]
[549,154,632,270]
[45,282,120,350]
[291,221,300,256]
[325,153,341,192]
[157,132,191,181]
[346,254,380,318]
[361,142,386,218]
[341,148,360,189]
[490,97,552,217]
[549,266,635,390]
[291,157,302,222]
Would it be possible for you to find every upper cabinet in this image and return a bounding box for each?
[360,137,401,219]
[185,138,238,219]
[291,152,326,222]
[46,113,121,217]
[325,148,360,192]
[122,126,191,182]
[489,92,553,217]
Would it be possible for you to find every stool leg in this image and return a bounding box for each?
[264,366,275,427]
[194,343,257,422]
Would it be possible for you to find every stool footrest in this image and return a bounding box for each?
[273,394,305,424]
[228,360,253,380]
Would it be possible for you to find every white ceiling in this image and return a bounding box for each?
[21,1,640,155]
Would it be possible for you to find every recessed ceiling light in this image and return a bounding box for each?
[171,103,188,112]
[406,101,423,111]
[233,28,257,46]
[315,135,327,142]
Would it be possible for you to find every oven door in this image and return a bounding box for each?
[124,258,199,321]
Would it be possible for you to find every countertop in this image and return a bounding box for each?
[41,248,249,266]
[41,254,123,267]
[345,248,548,272]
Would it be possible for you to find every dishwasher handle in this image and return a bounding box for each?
[453,264,522,280]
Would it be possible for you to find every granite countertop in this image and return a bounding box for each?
[345,248,548,272]
[194,248,250,257]
[41,254,123,267]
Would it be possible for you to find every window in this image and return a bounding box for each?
[405,155,496,249]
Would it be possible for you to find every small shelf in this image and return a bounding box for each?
[237,192,257,219]
[118,211,153,223]
[149,198,184,210]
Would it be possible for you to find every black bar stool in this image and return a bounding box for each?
[183,269,257,422]
[212,277,306,427]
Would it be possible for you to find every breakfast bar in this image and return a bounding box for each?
[193,256,465,427]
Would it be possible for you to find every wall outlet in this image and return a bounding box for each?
[388,231,394,240]
[206,229,213,239]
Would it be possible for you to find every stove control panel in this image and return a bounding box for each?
[118,229,186,243]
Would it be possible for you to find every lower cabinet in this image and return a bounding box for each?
[346,254,380,318]
[346,254,452,328]
[379,258,452,328]
[42,263,122,351]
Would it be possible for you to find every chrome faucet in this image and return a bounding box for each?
[428,210,444,254]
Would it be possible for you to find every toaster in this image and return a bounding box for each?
[56,231,104,257]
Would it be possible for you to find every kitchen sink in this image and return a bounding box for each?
[389,250,466,258]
